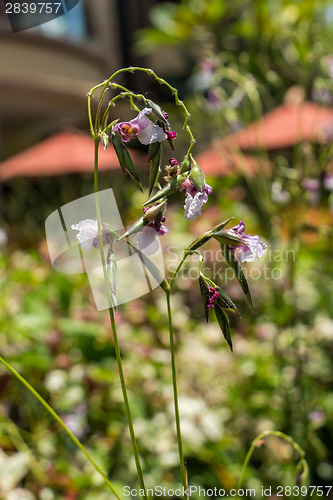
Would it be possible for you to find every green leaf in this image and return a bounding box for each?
[199,275,210,322]
[211,217,235,232]
[216,288,241,318]
[149,143,161,195]
[187,232,212,252]
[143,173,187,206]
[111,133,142,191]
[128,242,165,290]
[220,245,253,309]
[215,306,233,351]
[148,141,161,162]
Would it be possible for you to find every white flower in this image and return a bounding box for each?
[71,219,111,250]
[183,191,209,221]
[235,235,267,263]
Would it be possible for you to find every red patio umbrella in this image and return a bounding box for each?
[195,145,272,177]
[221,102,333,150]
[0,130,146,180]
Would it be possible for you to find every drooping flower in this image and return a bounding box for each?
[135,206,169,254]
[230,220,267,263]
[112,108,167,145]
[71,219,111,250]
[181,178,213,221]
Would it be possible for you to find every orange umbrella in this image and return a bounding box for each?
[221,102,333,150]
[195,145,272,177]
[0,130,146,180]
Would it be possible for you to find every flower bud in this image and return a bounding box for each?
[143,202,166,222]
[189,160,205,192]
[180,155,192,173]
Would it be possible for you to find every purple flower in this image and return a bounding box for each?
[230,220,267,263]
[71,219,111,250]
[112,108,167,145]
[181,179,213,221]
[302,178,320,192]
[136,209,169,255]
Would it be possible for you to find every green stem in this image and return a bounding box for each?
[0,356,121,500]
[108,308,147,497]
[166,291,188,499]
[237,430,309,498]
[93,138,147,499]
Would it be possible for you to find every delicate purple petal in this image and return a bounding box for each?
[204,183,213,195]
[184,191,209,221]
[235,235,267,263]
[130,107,152,130]
[232,220,245,235]
[137,120,167,145]
[158,224,169,236]
[112,107,167,144]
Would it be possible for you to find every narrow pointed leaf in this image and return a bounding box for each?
[111,133,142,191]
[117,217,146,241]
[187,232,212,252]
[211,217,234,233]
[143,173,187,206]
[122,145,142,192]
[199,275,210,322]
[149,143,161,195]
[148,141,161,162]
[215,306,233,351]
[220,245,253,309]
[111,133,126,173]
[128,241,165,290]
[217,288,241,317]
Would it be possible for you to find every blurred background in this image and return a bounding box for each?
[0,1,333,499]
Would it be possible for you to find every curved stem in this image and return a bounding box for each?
[88,67,196,156]
[0,356,121,500]
[237,430,308,498]
[166,291,188,499]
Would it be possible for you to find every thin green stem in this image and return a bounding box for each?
[166,291,188,499]
[108,308,147,498]
[0,356,121,500]
[93,138,147,499]
[169,250,189,289]
[237,430,308,498]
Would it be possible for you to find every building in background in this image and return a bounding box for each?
[0,0,159,160]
